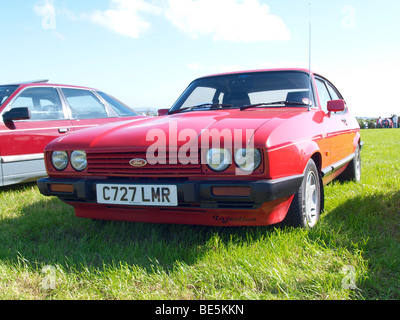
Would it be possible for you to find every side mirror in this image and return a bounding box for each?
[158,108,169,116]
[3,107,31,122]
[327,99,346,113]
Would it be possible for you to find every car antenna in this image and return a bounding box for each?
[307,1,312,112]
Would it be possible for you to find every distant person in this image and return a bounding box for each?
[377,117,382,128]
[383,119,389,128]
[393,115,398,128]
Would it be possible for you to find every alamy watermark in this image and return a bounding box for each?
[342,5,356,30]
[35,0,57,30]
[341,265,358,290]
[41,265,56,290]
[145,121,257,175]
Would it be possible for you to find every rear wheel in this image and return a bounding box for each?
[282,159,322,228]
[339,145,361,182]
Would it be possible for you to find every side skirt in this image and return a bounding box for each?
[321,153,355,181]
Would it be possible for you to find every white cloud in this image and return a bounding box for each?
[42,0,290,42]
[90,0,161,39]
[165,0,290,42]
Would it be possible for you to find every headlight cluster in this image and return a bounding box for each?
[205,148,261,172]
[205,148,232,172]
[51,150,87,172]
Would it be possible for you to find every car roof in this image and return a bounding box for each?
[196,68,313,80]
[0,80,97,91]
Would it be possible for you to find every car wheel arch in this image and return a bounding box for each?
[300,140,323,174]
[354,132,362,150]
[310,152,322,173]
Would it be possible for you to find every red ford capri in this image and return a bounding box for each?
[38,69,362,228]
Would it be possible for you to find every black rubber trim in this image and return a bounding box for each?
[321,153,355,178]
[38,174,304,209]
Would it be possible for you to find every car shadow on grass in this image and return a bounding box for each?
[1,185,400,298]
[310,190,400,299]
[0,186,274,273]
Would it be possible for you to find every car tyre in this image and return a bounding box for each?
[282,159,322,228]
[339,145,361,182]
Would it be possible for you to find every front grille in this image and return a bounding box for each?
[87,151,202,175]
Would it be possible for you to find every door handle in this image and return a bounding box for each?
[341,119,348,125]
[58,128,70,133]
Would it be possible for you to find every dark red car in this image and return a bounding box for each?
[0,80,143,186]
[38,69,362,228]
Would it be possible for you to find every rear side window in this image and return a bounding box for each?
[62,88,108,119]
[315,79,331,112]
[10,87,65,120]
[96,91,137,117]
[326,82,341,100]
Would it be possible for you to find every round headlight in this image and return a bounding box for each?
[52,151,69,171]
[234,148,262,172]
[205,148,231,172]
[70,150,87,171]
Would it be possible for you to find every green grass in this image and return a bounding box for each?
[1,129,400,299]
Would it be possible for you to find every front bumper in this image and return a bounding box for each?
[37,175,304,210]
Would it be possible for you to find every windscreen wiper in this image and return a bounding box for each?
[192,103,234,110]
[169,103,233,114]
[240,100,309,111]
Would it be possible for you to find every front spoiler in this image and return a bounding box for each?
[38,175,304,210]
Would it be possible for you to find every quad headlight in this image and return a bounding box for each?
[234,148,262,172]
[51,151,69,171]
[70,150,87,171]
[51,150,87,171]
[205,148,232,172]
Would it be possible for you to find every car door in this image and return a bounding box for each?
[0,86,73,186]
[314,77,355,166]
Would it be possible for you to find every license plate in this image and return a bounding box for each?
[96,184,178,207]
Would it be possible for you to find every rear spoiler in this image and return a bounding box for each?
[0,79,49,86]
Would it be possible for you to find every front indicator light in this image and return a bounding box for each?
[51,151,68,171]
[49,183,74,193]
[70,150,87,171]
[212,186,251,197]
[234,148,262,172]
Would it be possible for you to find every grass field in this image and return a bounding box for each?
[0,129,399,300]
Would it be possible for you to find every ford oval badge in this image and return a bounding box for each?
[129,158,147,167]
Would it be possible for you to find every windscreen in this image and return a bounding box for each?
[170,71,314,112]
[0,85,19,106]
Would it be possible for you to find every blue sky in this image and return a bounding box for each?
[1,0,399,117]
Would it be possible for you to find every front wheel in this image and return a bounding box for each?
[282,159,322,228]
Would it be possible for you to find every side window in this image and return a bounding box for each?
[315,79,331,112]
[62,88,108,119]
[326,82,346,114]
[96,91,137,117]
[11,87,65,120]
[326,82,341,100]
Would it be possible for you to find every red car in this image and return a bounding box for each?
[0,80,143,187]
[38,69,362,228]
